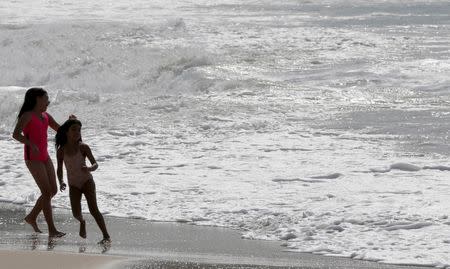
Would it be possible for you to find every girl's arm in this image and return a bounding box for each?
[12,112,39,155]
[47,113,60,132]
[12,112,32,144]
[81,144,98,172]
[56,148,66,191]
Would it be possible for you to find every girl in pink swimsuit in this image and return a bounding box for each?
[55,119,110,244]
[12,88,65,238]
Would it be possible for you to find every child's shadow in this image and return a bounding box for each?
[26,234,40,250]
[47,237,58,251]
[78,241,86,253]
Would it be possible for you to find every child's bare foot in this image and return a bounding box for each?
[24,216,42,233]
[79,220,86,238]
[49,231,66,238]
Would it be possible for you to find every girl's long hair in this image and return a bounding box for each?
[18,87,47,118]
[55,119,82,150]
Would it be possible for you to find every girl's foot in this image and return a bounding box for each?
[24,216,42,233]
[49,231,66,238]
[79,220,86,238]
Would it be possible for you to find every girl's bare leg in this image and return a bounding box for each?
[83,180,110,241]
[43,158,58,199]
[24,194,43,233]
[24,159,58,233]
[69,186,86,238]
[43,158,65,237]
[25,160,64,237]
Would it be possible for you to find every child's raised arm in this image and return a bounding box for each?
[81,144,98,172]
[56,148,66,191]
[47,113,60,132]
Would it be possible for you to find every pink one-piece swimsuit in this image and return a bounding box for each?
[23,112,49,162]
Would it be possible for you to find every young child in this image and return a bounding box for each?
[55,119,111,244]
[13,87,66,238]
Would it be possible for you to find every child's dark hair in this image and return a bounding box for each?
[18,87,47,118]
[55,119,82,150]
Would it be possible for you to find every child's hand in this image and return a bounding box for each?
[81,165,89,172]
[60,182,66,192]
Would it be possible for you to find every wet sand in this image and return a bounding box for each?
[0,203,433,269]
[0,249,123,269]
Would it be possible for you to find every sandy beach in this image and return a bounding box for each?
[0,203,434,269]
[0,249,123,269]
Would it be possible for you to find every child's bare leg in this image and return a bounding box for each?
[24,195,43,233]
[43,158,60,235]
[26,161,63,237]
[69,186,86,238]
[25,171,57,233]
[24,159,58,233]
[83,180,110,241]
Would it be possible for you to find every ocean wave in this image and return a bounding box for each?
[0,21,219,95]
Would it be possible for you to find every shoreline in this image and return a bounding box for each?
[0,202,435,269]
